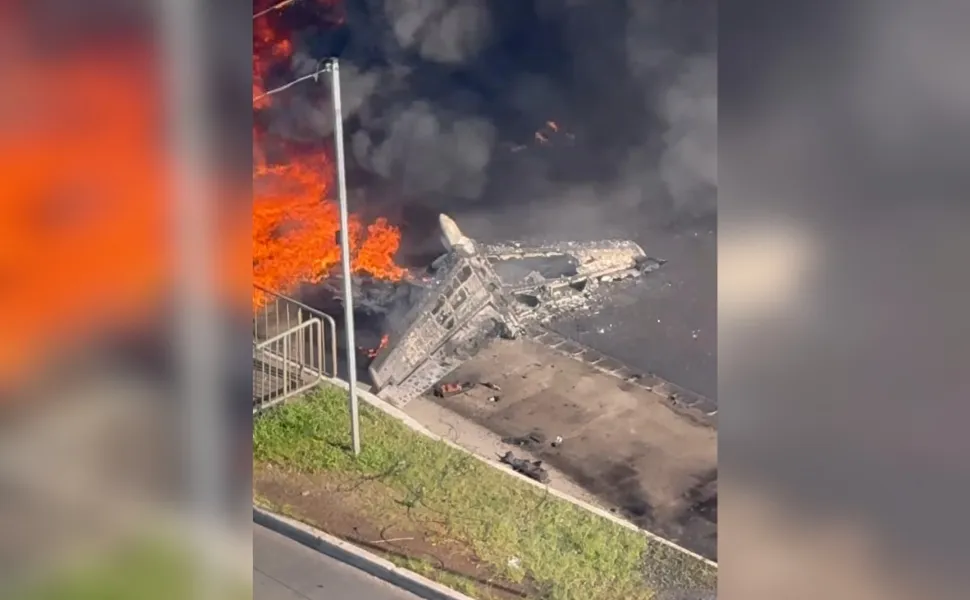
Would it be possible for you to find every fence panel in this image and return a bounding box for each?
[253,285,338,412]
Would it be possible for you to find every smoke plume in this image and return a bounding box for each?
[260,0,716,240]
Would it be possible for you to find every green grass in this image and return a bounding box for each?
[386,555,481,597]
[254,385,716,600]
[12,538,250,600]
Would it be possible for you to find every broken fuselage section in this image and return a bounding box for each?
[368,214,663,406]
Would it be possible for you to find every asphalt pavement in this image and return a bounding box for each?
[550,224,717,401]
[451,209,718,401]
[254,523,422,600]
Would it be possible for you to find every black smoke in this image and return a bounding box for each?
[256,0,716,252]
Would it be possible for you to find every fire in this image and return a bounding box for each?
[253,1,405,310]
[253,13,293,109]
[362,334,390,359]
[513,119,574,152]
[0,23,174,388]
[252,154,405,307]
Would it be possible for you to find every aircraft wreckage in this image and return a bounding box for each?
[364,214,665,406]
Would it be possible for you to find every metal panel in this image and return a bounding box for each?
[253,284,338,378]
[253,318,326,413]
[368,215,660,406]
[252,285,339,413]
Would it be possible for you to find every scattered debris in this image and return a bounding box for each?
[502,430,546,450]
[481,381,502,392]
[367,213,665,406]
[508,556,522,569]
[625,373,643,383]
[433,381,476,398]
[499,451,550,484]
[551,435,563,448]
[487,395,501,403]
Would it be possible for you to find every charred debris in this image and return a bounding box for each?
[343,213,666,407]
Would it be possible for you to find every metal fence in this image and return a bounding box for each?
[253,285,338,413]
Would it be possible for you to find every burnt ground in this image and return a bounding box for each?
[547,226,716,402]
[407,337,718,561]
[255,465,533,600]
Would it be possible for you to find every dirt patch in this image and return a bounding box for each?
[255,464,532,600]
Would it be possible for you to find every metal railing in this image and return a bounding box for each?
[253,285,338,413]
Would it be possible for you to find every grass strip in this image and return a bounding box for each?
[253,385,716,600]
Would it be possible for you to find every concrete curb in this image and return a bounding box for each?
[323,376,718,570]
[254,507,476,600]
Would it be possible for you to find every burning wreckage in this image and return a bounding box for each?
[342,214,665,407]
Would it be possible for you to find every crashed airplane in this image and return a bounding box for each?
[368,214,664,406]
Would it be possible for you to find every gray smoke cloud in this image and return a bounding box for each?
[654,55,718,219]
[266,47,381,141]
[623,0,717,225]
[352,100,496,199]
[260,0,716,237]
[385,0,492,64]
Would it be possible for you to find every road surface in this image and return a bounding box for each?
[254,523,422,600]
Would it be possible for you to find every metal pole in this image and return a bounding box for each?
[330,59,361,456]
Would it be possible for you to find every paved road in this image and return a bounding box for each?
[482,215,717,402]
[551,224,717,401]
[254,524,421,600]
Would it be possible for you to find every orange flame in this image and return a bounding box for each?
[252,2,405,310]
[363,333,390,358]
[0,22,175,388]
[253,14,293,109]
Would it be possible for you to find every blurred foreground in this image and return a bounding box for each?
[0,1,251,597]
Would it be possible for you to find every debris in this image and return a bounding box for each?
[488,395,501,403]
[502,430,546,449]
[481,381,502,392]
[370,537,414,544]
[367,213,666,406]
[551,435,563,447]
[433,381,476,398]
[500,451,550,484]
[508,556,522,569]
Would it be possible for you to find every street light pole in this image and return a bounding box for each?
[253,55,362,456]
[328,59,361,456]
